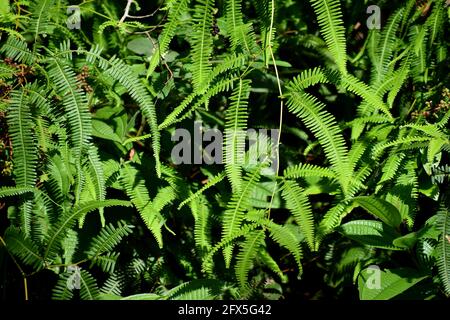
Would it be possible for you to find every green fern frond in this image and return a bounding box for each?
[372,136,431,159]
[120,163,164,248]
[222,167,262,267]
[0,61,15,79]
[146,0,190,77]
[79,269,100,300]
[48,58,91,159]
[190,0,214,91]
[178,171,226,209]
[283,163,336,179]
[224,79,251,193]
[0,186,35,198]
[52,273,74,300]
[28,0,55,46]
[286,90,351,194]
[281,180,315,250]
[387,54,411,108]
[159,77,236,129]
[0,37,36,65]
[317,202,352,241]
[61,229,78,265]
[266,222,303,274]
[7,88,38,187]
[378,153,406,185]
[93,252,120,274]
[85,221,133,260]
[101,272,125,295]
[341,74,393,120]
[309,0,347,75]
[44,200,131,262]
[436,206,450,296]
[3,226,44,270]
[372,8,404,86]
[288,67,329,91]
[225,0,257,54]
[235,229,265,288]
[189,194,211,253]
[84,49,162,177]
[87,145,106,226]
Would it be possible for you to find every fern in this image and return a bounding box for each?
[190,0,215,91]
[44,200,131,262]
[281,180,315,250]
[0,37,36,65]
[47,58,92,159]
[120,163,165,248]
[436,206,450,296]
[286,90,351,194]
[78,269,100,300]
[284,162,336,180]
[235,229,265,288]
[222,167,262,267]
[85,221,133,260]
[146,0,190,77]
[178,171,226,209]
[3,227,44,270]
[371,8,404,86]
[309,0,347,75]
[224,79,251,193]
[85,48,162,177]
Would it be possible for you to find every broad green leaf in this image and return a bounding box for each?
[353,196,402,228]
[358,267,428,300]
[339,220,403,250]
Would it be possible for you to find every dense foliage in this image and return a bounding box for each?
[0,0,449,300]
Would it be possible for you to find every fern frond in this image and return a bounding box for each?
[341,74,393,120]
[84,49,162,177]
[28,0,55,45]
[3,226,44,270]
[235,229,265,288]
[52,273,74,300]
[286,90,351,194]
[224,79,251,193]
[190,0,214,91]
[189,194,211,253]
[222,167,262,267]
[79,269,100,300]
[7,88,38,187]
[85,221,133,260]
[120,163,164,248]
[0,37,35,65]
[44,200,131,262]
[436,206,450,296]
[378,153,406,185]
[147,0,190,77]
[87,145,106,226]
[309,0,347,75]
[266,222,303,274]
[48,58,91,159]
[288,67,329,91]
[159,77,235,129]
[284,163,336,179]
[178,171,226,209]
[0,61,15,79]
[0,186,35,198]
[372,136,431,159]
[372,8,404,86]
[101,272,125,295]
[387,54,411,108]
[93,252,120,274]
[281,180,315,250]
